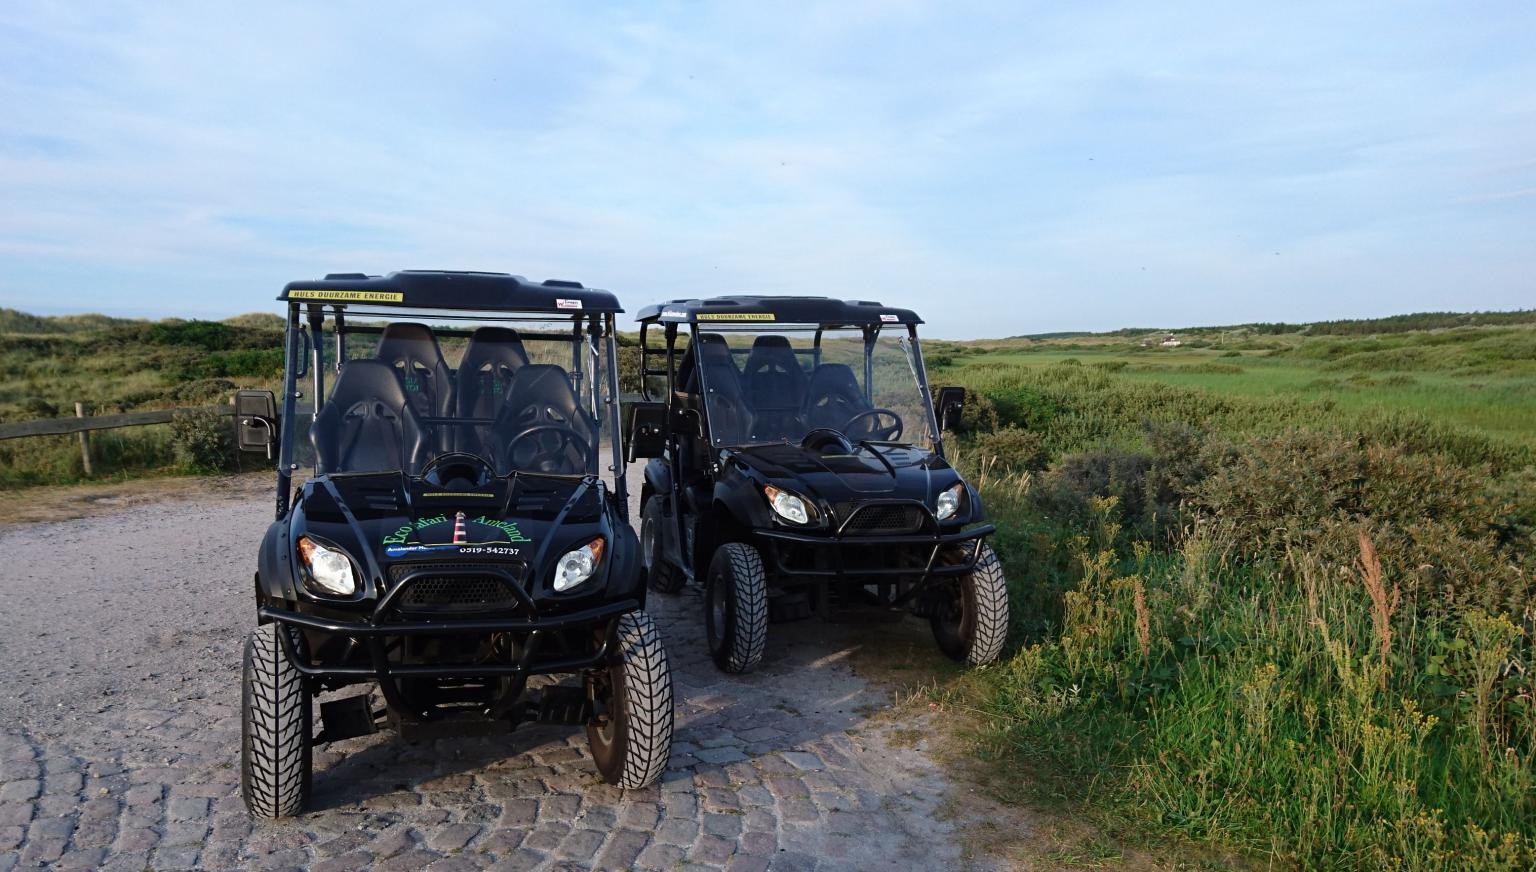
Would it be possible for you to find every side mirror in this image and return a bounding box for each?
[936,386,966,432]
[626,402,667,460]
[235,389,279,458]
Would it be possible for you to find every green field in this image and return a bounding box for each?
[931,320,1536,448]
[925,314,1536,871]
[0,310,287,487]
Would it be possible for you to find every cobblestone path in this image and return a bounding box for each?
[0,482,992,871]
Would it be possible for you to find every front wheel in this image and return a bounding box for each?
[240,624,312,818]
[930,542,1009,666]
[587,611,674,788]
[642,496,685,594]
[705,543,768,674]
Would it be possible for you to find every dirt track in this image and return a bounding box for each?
[0,476,1023,871]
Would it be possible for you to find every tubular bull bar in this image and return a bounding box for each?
[753,523,995,593]
[259,565,640,685]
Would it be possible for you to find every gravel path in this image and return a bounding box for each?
[0,479,1000,871]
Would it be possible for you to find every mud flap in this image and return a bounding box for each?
[315,693,379,744]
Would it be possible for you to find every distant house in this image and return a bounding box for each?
[1160,334,1181,347]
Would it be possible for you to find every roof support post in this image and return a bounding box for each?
[905,323,945,459]
[601,314,629,521]
[275,304,302,519]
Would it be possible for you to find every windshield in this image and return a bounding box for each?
[301,311,613,477]
[690,325,935,449]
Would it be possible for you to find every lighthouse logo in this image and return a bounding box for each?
[382,511,531,558]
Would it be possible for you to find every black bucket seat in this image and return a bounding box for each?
[455,326,529,457]
[801,363,870,434]
[376,322,454,452]
[311,360,428,474]
[491,365,597,475]
[686,333,752,448]
[741,335,807,442]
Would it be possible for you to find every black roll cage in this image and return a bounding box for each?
[272,301,630,521]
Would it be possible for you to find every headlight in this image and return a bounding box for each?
[935,484,965,521]
[296,536,358,596]
[764,485,813,525]
[554,537,605,592]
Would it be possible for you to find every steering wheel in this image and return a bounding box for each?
[419,452,495,489]
[841,405,897,439]
[505,424,594,474]
[801,428,855,454]
[843,408,903,442]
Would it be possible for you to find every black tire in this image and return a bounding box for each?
[930,542,1009,666]
[642,496,686,594]
[587,611,674,788]
[705,543,768,674]
[240,624,312,818]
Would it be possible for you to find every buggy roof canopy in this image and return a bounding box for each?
[635,295,921,326]
[278,270,622,314]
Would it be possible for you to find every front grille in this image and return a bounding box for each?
[388,563,525,614]
[841,504,929,536]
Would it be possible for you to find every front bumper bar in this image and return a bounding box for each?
[753,522,996,585]
[259,597,640,680]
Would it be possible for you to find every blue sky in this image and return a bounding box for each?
[0,2,1531,337]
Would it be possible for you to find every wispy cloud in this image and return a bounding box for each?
[0,1,1532,333]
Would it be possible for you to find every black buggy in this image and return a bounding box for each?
[628,296,1008,674]
[233,271,671,818]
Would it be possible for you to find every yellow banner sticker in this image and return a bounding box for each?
[288,290,405,303]
[697,312,776,321]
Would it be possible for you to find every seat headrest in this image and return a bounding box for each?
[807,363,861,393]
[508,365,582,416]
[745,334,802,368]
[327,359,413,408]
[376,322,446,367]
[461,326,528,370]
[696,333,735,364]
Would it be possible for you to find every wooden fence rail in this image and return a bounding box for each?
[0,395,642,442]
[0,404,235,441]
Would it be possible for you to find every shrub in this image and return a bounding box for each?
[1193,430,1533,614]
[169,378,236,404]
[969,426,1048,472]
[169,408,234,473]
[180,348,284,379]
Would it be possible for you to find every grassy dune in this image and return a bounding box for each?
[933,321,1536,448]
[932,321,1536,869]
[0,314,285,487]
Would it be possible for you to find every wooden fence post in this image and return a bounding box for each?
[75,402,94,476]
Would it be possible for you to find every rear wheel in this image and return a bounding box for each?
[587,611,674,788]
[642,496,685,594]
[930,542,1009,666]
[240,624,312,818]
[705,543,768,674]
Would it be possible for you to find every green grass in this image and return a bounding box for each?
[938,342,1536,870]
[0,312,284,489]
[937,323,1536,448]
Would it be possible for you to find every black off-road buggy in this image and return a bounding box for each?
[627,296,1008,674]
[234,271,671,818]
